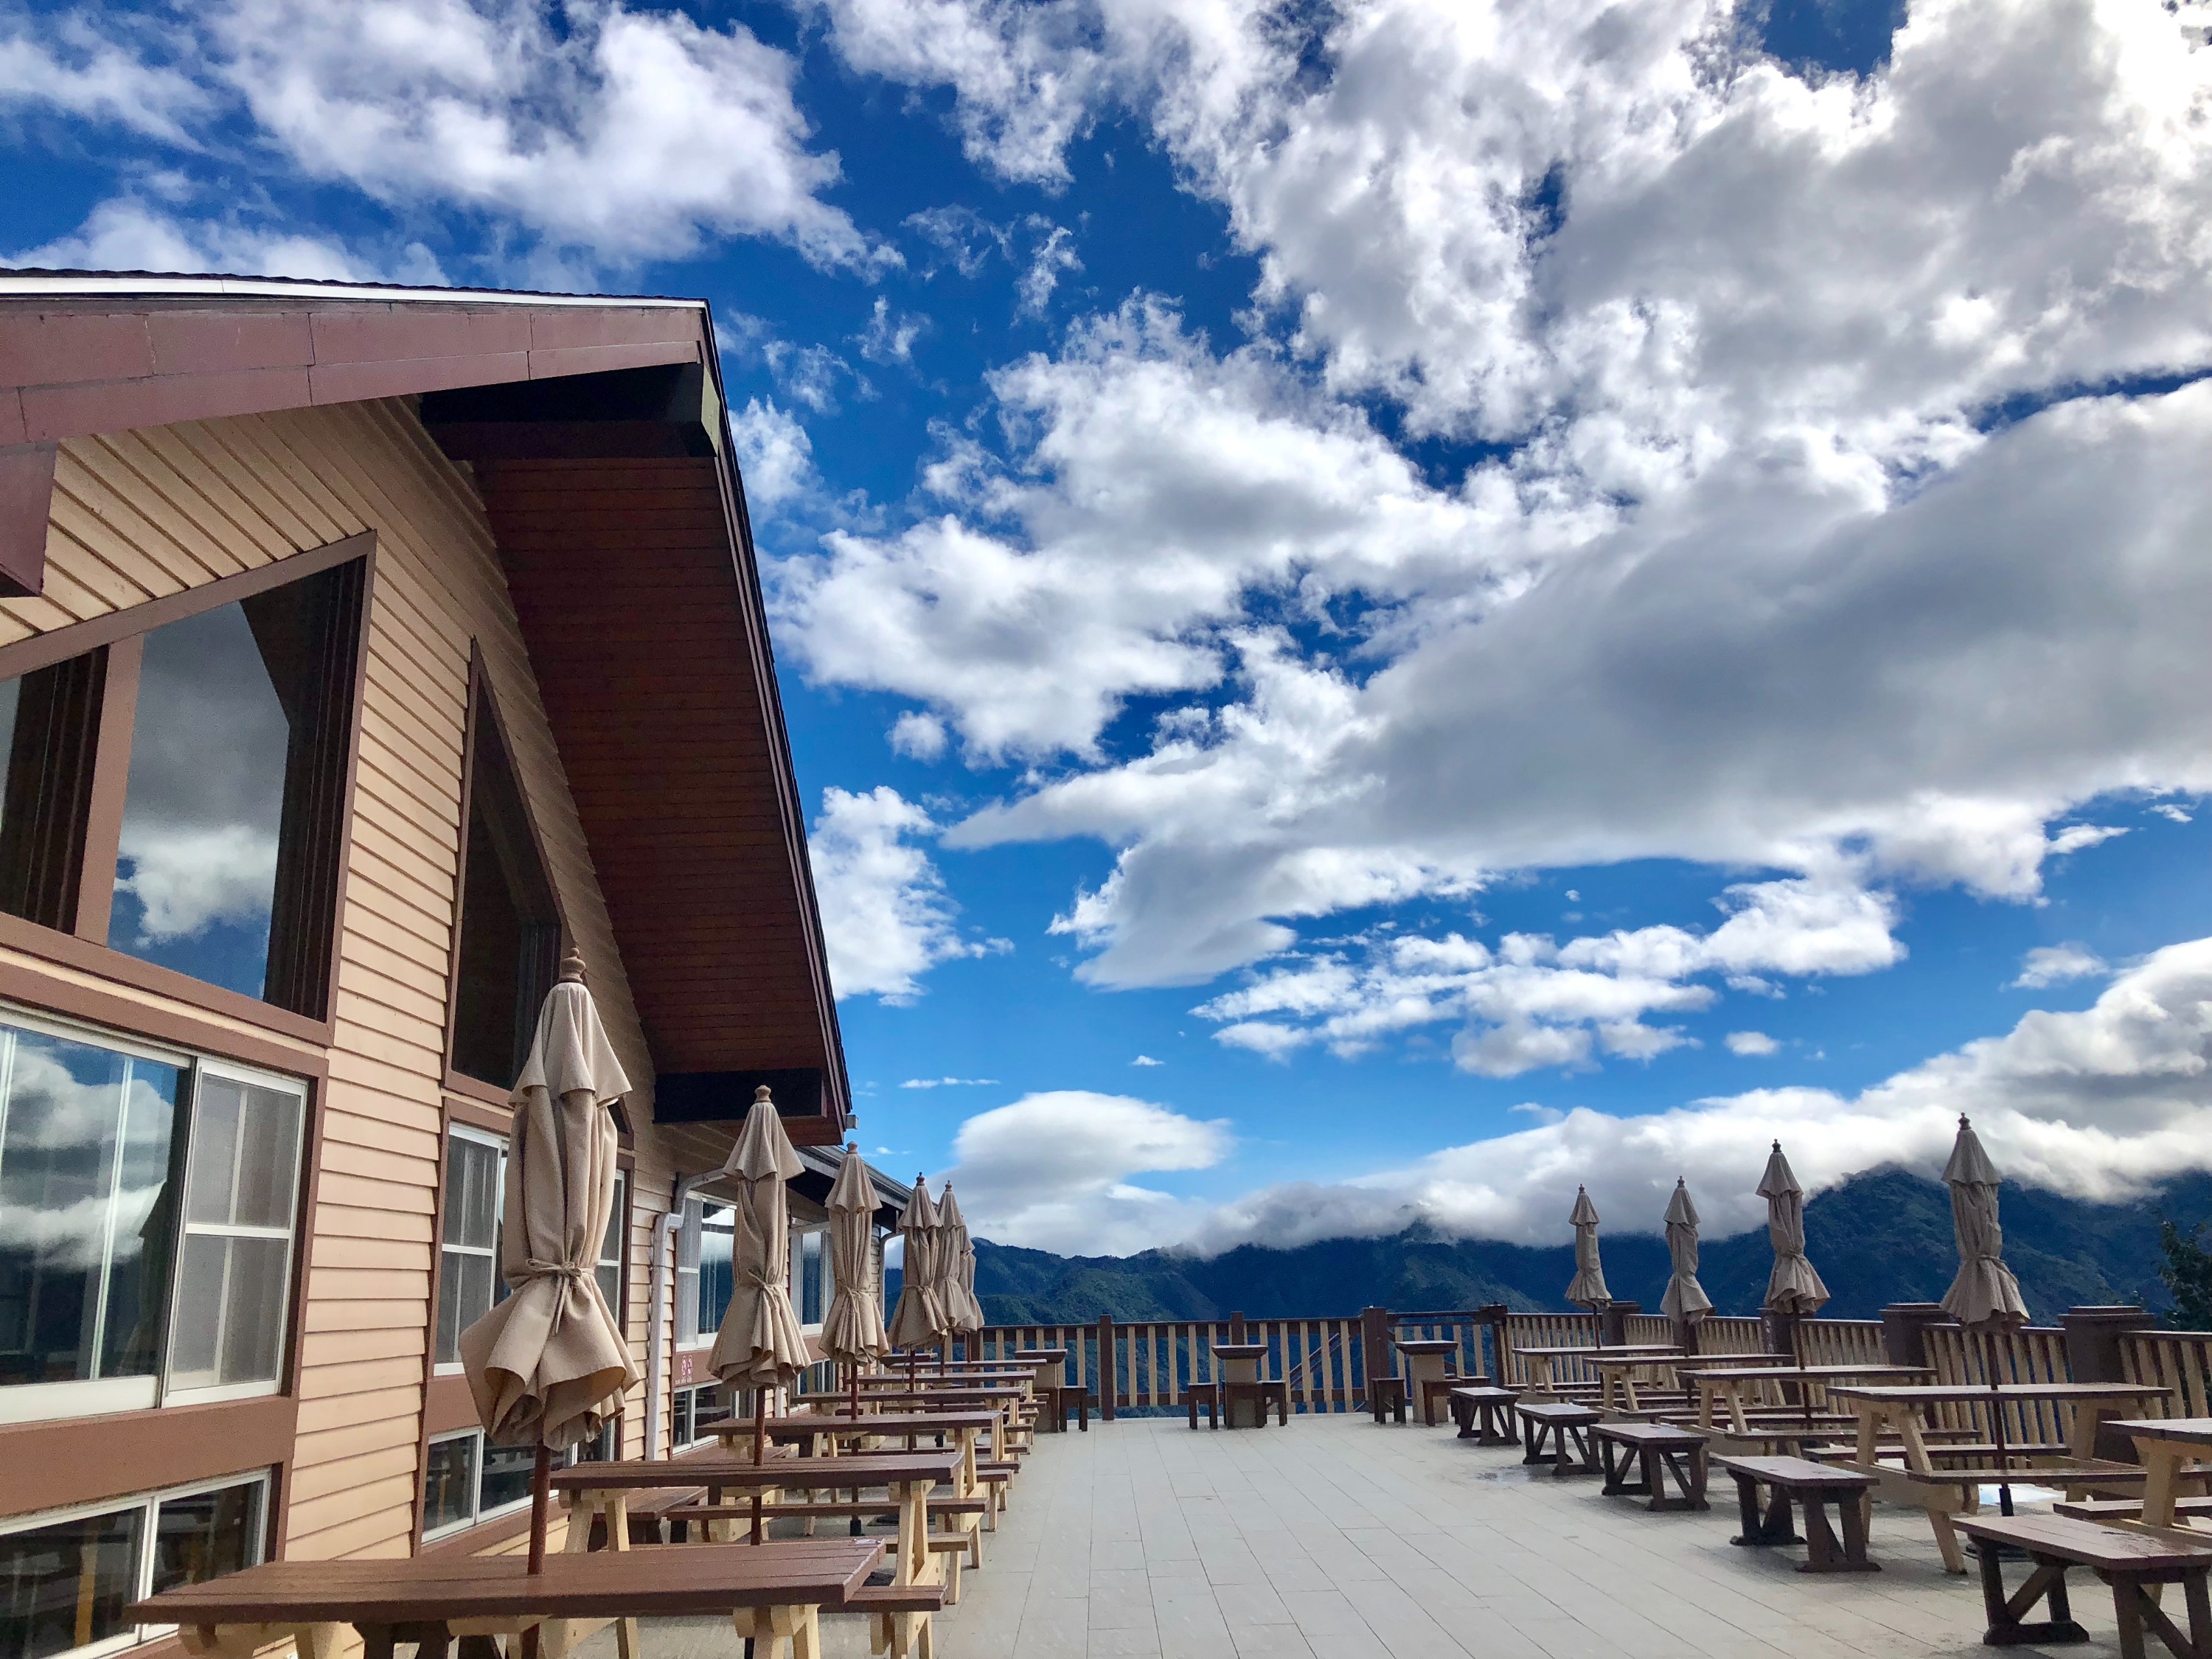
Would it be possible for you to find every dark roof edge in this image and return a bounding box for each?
[0,268,703,309]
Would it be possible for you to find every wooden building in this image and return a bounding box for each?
[0,272,890,1659]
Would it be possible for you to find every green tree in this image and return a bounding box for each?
[2157,1217,2212,1330]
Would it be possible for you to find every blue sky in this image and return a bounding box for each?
[11,0,2212,1256]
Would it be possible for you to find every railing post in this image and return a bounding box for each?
[1360,1304,1391,1407]
[2064,1305,2156,1458]
[1477,1302,1509,1383]
[1599,1299,1640,1347]
[1230,1309,1246,1343]
[1879,1302,1950,1368]
[1763,1308,1804,1363]
[1097,1313,1116,1421]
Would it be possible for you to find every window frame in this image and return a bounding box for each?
[675,1197,734,1352]
[0,532,376,1043]
[432,1123,507,1377]
[440,653,568,1103]
[0,1003,312,1427]
[420,1427,535,1543]
[0,1469,272,1659]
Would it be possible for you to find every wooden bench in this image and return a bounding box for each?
[1047,1385,1093,1432]
[1419,1372,1484,1427]
[1957,1513,2212,1659]
[1593,1422,1709,1512]
[1517,1402,1603,1476]
[2056,1498,2212,1523]
[1713,1454,1879,1573]
[1450,1386,1518,1446]
[1369,1377,1408,1424]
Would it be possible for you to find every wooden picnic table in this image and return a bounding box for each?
[127,1538,883,1659]
[1828,1382,2175,1573]
[1211,1343,1276,1428]
[1677,1364,1931,1434]
[720,1412,997,1494]
[2112,1418,2212,1534]
[1582,1352,1694,1415]
[1513,1343,1680,1397]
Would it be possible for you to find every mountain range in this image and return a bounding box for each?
[959,1167,2212,1326]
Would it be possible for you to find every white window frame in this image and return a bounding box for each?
[791,1224,831,1335]
[669,1382,725,1452]
[675,1197,732,1353]
[0,1470,271,1659]
[421,1426,534,1543]
[433,1124,507,1377]
[0,1004,308,1427]
[596,1172,626,1331]
[160,1058,310,1408]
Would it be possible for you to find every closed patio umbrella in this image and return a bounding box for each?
[936,1183,986,1362]
[1758,1141,1830,1317]
[709,1088,810,1541]
[1939,1115,2031,1514]
[821,1144,888,1413]
[1659,1179,1714,1335]
[1565,1186,1613,1339]
[456,952,638,1598]
[885,1177,947,1380]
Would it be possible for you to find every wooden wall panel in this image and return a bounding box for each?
[0,394,687,1557]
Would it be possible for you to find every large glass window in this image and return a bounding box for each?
[105,563,365,1016]
[0,653,103,933]
[434,1130,504,1370]
[422,1430,535,1540]
[669,1383,727,1451]
[674,1200,732,1348]
[0,1476,265,1659]
[0,1014,307,1422]
[448,700,560,1090]
[596,1175,625,1329]
[794,1229,830,1329]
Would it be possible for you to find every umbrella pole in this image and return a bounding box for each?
[518,1441,552,1659]
[751,1387,768,1545]
[848,1360,865,1538]
[1985,1330,2015,1517]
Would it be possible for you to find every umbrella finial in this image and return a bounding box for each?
[1771,1138,1781,1152]
[1960,1113,1971,1128]
[558,946,585,983]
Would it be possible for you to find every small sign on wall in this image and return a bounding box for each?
[678,1352,695,1384]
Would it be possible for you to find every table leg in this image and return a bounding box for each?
[2145,1444,2183,1531]
[1728,1383,1750,1436]
[358,1624,395,1659]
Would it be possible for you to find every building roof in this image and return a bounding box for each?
[0,270,851,1140]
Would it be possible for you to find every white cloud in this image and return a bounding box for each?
[1130,1054,1164,1066]
[808,786,1001,1004]
[729,397,815,512]
[0,14,210,145]
[858,296,928,365]
[1059,937,2212,1255]
[117,823,278,942]
[939,1091,1230,1253]
[2011,943,2108,990]
[204,0,886,269]
[7,197,440,284]
[2154,804,2194,824]
[1725,1030,1780,1057]
[781,0,2212,998]
[888,711,949,762]
[1015,222,1080,316]
[900,1076,1001,1088]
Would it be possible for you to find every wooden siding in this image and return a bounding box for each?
[4,398,687,1558]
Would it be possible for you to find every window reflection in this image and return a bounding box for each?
[0,1506,141,1659]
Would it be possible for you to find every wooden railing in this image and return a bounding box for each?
[1922,1324,2073,1445]
[1392,1310,1492,1382]
[1696,1316,1767,1355]
[2121,1329,2212,1418]
[1795,1318,1885,1366]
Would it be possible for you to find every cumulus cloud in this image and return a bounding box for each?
[939,1091,1230,1253]
[203,0,885,269]
[1075,939,2212,1254]
[776,0,2212,995]
[2011,943,2108,990]
[0,13,210,145]
[1725,1030,1781,1057]
[729,397,816,512]
[7,196,442,284]
[808,786,1004,1003]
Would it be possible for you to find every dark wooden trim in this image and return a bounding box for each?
[413,1099,461,1552]
[276,1071,328,1405]
[422,1372,481,1439]
[0,439,57,597]
[698,331,850,1132]
[0,908,333,1047]
[0,952,327,1077]
[0,530,376,685]
[442,1068,512,1112]
[72,633,137,945]
[443,1093,512,1136]
[416,1495,540,1559]
[0,1394,295,1520]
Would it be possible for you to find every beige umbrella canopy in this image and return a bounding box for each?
[1757,1141,1830,1315]
[708,1088,813,1395]
[820,1144,889,1372]
[1940,1116,2031,1331]
[937,1183,987,1341]
[1565,1186,1613,1310]
[1659,1179,1714,1324]
[458,958,639,1452]
[885,1177,948,1354]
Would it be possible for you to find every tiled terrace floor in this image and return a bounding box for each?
[586,1412,2104,1659]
